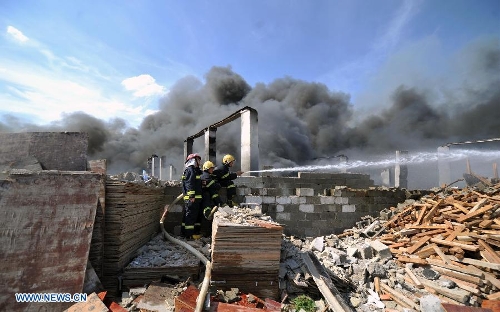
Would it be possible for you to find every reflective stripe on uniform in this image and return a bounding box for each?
[222,173,229,179]
[227,184,236,188]
[212,194,219,199]
[184,225,195,230]
[206,180,215,188]
[196,175,201,179]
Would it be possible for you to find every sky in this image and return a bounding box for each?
[1,0,498,127]
[0,0,499,189]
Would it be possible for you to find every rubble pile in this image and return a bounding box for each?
[278,184,500,311]
[121,234,201,290]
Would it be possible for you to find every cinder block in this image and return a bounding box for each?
[236,187,252,196]
[290,196,306,204]
[276,212,291,221]
[296,188,314,196]
[319,196,336,204]
[334,197,348,205]
[342,205,356,212]
[276,196,292,205]
[276,205,285,212]
[299,204,314,213]
[370,240,392,260]
[358,243,373,259]
[305,196,321,204]
[244,196,262,204]
[262,196,276,204]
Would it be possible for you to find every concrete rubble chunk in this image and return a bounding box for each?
[369,239,392,260]
[419,295,446,312]
[310,236,324,252]
[358,243,373,259]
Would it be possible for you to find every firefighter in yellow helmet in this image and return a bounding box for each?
[200,161,222,234]
[213,154,244,206]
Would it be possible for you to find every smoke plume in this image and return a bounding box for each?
[1,37,499,187]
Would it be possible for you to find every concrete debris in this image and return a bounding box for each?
[110,184,500,312]
[126,234,199,268]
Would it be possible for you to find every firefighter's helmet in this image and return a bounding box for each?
[203,161,215,171]
[186,153,201,162]
[222,154,235,165]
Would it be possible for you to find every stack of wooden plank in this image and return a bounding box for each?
[211,215,283,300]
[100,179,167,298]
[377,184,500,305]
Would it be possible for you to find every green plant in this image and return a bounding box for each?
[291,295,316,312]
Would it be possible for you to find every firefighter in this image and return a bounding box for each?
[200,161,222,234]
[213,154,243,206]
[181,153,203,239]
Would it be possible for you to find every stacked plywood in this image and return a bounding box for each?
[101,179,167,297]
[211,209,283,300]
[378,185,500,304]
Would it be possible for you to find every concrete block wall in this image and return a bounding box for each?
[235,173,407,237]
[164,173,407,237]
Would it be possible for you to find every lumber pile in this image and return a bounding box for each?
[211,207,284,300]
[100,179,167,298]
[379,184,500,306]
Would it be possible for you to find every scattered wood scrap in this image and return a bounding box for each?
[380,183,500,306]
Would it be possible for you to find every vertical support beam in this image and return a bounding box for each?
[204,127,217,163]
[438,146,451,187]
[184,139,194,162]
[381,168,392,187]
[494,163,498,180]
[338,155,348,173]
[169,165,174,181]
[466,158,471,174]
[395,150,408,189]
[151,158,155,177]
[240,109,259,176]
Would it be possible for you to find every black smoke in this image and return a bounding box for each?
[1,38,499,187]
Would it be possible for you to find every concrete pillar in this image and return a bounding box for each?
[169,164,175,181]
[204,127,217,164]
[338,155,348,173]
[184,139,193,162]
[438,146,451,187]
[240,108,259,176]
[395,150,408,189]
[381,168,391,187]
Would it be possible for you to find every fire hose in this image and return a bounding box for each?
[160,193,212,312]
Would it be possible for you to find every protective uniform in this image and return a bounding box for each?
[213,155,238,206]
[201,161,222,220]
[181,154,202,238]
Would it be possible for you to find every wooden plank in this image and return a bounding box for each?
[457,203,497,222]
[426,259,485,278]
[477,239,500,264]
[397,256,428,265]
[407,236,431,254]
[460,257,500,271]
[422,199,443,224]
[445,225,466,242]
[300,252,354,312]
[380,282,420,311]
[419,279,471,304]
[429,238,480,252]
[430,266,484,286]
[404,265,424,289]
[432,245,450,264]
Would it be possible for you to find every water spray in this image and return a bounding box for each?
[246,149,500,174]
